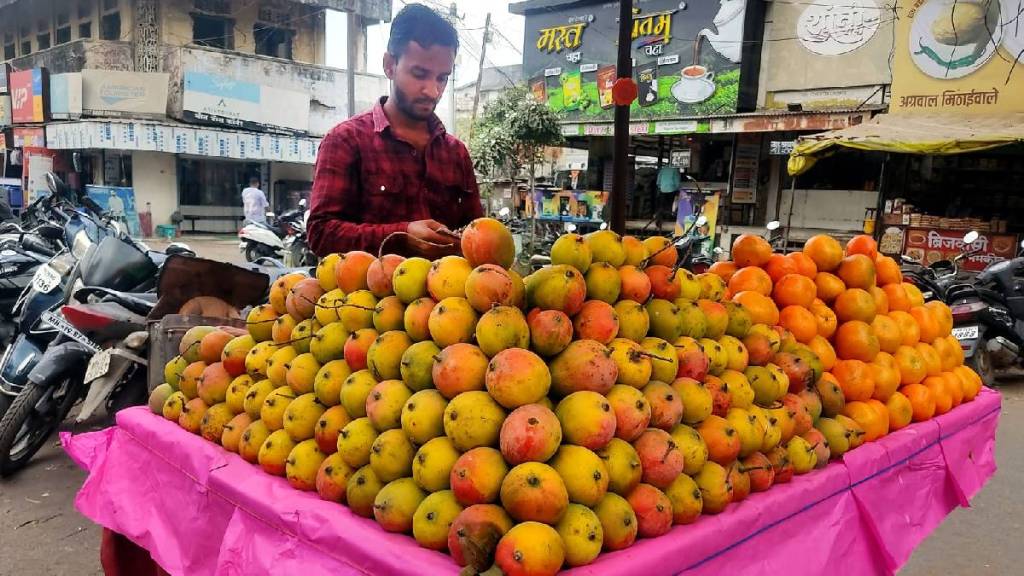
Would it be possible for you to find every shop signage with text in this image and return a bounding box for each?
[903,228,1019,272]
[891,0,1024,113]
[82,70,169,117]
[10,69,48,123]
[523,0,750,123]
[182,71,310,133]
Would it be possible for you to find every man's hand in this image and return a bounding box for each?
[407,219,460,259]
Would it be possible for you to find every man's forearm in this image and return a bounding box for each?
[308,217,408,256]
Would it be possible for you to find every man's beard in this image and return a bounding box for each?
[393,85,437,121]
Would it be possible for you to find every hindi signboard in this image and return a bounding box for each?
[903,228,1019,272]
[890,0,1023,113]
[522,0,752,125]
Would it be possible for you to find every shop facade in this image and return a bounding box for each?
[511,0,887,251]
[0,0,390,235]
[790,1,1024,268]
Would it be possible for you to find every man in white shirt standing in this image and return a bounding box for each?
[242,177,269,225]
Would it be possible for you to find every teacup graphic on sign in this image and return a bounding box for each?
[672,64,716,103]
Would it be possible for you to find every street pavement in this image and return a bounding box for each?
[0,236,1020,574]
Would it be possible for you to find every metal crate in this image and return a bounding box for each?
[147,314,247,393]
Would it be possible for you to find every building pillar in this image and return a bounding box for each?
[132,0,161,72]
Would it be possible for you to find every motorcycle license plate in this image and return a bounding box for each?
[85,349,112,383]
[952,326,979,341]
[32,264,61,294]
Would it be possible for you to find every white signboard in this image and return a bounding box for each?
[182,71,310,133]
[82,70,168,116]
[797,0,882,56]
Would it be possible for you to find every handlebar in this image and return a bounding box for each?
[21,235,57,258]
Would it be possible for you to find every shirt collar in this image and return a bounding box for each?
[372,96,446,139]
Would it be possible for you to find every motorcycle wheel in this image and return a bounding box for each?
[0,375,83,476]
[244,243,261,263]
[969,342,996,388]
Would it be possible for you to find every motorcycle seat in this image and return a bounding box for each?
[74,286,157,316]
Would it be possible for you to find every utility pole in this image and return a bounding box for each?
[610,0,632,234]
[346,11,358,117]
[446,3,459,132]
[469,12,492,139]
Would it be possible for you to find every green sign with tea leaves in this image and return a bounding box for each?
[522,0,750,127]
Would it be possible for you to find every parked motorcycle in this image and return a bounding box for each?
[282,208,316,268]
[239,199,308,262]
[946,236,1024,386]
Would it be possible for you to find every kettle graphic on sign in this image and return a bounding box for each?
[698,0,747,63]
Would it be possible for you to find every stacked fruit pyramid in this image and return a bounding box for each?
[148,219,984,576]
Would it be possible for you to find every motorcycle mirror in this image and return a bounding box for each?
[298,198,307,208]
[766,220,781,231]
[499,207,511,217]
[696,215,708,227]
[45,173,59,195]
[963,230,979,245]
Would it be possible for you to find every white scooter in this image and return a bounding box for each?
[238,199,306,263]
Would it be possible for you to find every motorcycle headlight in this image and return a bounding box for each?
[47,252,77,276]
[72,230,93,259]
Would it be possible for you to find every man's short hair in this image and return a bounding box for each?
[387,3,459,59]
[249,177,260,185]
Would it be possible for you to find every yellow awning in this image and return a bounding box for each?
[788,113,1024,175]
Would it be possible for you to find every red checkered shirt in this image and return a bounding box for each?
[308,97,482,256]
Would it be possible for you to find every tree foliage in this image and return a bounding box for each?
[469,85,564,180]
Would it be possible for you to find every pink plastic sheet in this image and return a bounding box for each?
[62,388,1000,576]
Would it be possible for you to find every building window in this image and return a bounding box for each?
[193,14,233,50]
[101,0,120,40]
[19,24,31,55]
[3,32,14,60]
[254,25,292,59]
[20,40,31,55]
[101,12,120,39]
[79,22,92,38]
[37,33,51,50]
[57,11,72,44]
[79,0,94,39]
[79,0,94,19]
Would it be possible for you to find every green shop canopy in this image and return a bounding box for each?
[788,112,1024,175]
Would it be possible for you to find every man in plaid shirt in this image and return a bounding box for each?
[308,3,483,258]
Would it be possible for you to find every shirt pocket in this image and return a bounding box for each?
[363,170,407,222]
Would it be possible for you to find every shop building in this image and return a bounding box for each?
[509,0,885,248]
[0,0,391,234]
[789,1,1024,269]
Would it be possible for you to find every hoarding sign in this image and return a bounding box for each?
[0,94,11,127]
[182,71,310,133]
[903,228,1019,272]
[50,73,84,119]
[14,127,46,148]
[10,69,48,123]
[86,185,142,238]
[796,0,882,56]
[523,0,750,122]
[891,0,1024,112]
[82,69,169,117]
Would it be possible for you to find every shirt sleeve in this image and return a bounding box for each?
[307,127,409,256]
[458,143,484,226]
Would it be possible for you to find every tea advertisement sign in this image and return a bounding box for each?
[890,0,1024,113]
[522,0,752,126]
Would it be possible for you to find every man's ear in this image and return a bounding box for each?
[383,52,396,80]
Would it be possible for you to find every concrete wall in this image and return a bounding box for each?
[131,150,178,229]
[9,39,133,74]
[160,0,324,65]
